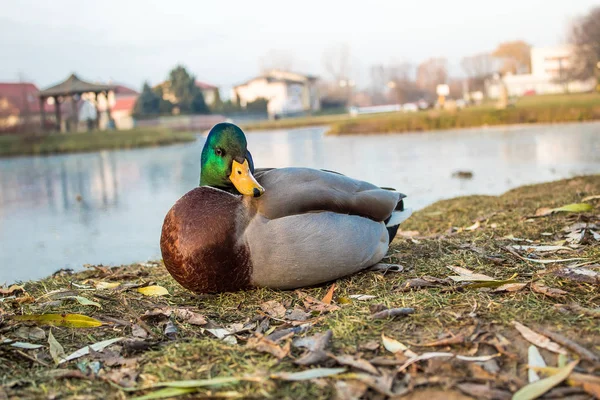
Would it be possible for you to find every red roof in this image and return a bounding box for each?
[114,84,139,96]
[0,82,52,115]
[195,81,217,90]
[112,96,137,112]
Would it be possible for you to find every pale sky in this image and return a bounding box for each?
[0,0,597,92]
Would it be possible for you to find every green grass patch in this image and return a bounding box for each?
[0,128,197,157]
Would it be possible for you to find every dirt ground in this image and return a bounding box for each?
[1,175,599,399]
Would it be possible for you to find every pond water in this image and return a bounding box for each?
[1,122,599,283]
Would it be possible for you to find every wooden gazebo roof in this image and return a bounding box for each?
[38,73,114,98]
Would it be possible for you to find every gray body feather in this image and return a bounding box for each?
[242,167,405,288]
[246,212,388,289]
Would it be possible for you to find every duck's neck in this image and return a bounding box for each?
[200,170,237,194]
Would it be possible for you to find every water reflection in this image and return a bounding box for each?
[1,122,599,283]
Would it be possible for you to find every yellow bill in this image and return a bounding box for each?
[229,159,265,197]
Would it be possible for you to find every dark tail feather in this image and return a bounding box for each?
[385,195,406,243]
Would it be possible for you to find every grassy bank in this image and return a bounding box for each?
[327,102,600,135]
[241,93,600,134]
[0,128,197,157]
[1,175,599,399]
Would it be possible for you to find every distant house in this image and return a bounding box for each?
[195,81,219,107]
[232,70,320,118]
[0,82,52,133]
[154,80,220,108]
[486,45,596,98]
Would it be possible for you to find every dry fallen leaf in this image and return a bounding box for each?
[531,282,567,298]
[4,340,43,349]
[419,334,466,347]
[513,361,578,400]
[286,308,311,321]
[464,221,480,231]
[14,326,46,341]
[397,352,499,372]
[293,330,332,366]
[509,245,574,253]
[0,285,25,296]
[534,327,600,363]
[371,307,415,319]
[260,300,286,319]
[334,380,369,400]
[381,333,417,358]
[48,330,65,365]
[321,283,336,305]
[172,309,207,326]
[528,345,546,383]
[531,366,600,398]
[247,334,290,359]
[95,282,120,290]
[131,324,148,338]
[492,282,528,293]
[348,294,376,301]
[446,265,494,282]
[582,194,600,202]
[330,354,379,375]
[104,366,140,389]
[512,321,567,355]
[398,277,444,291]
[59,337,124,364]
[296,291,340,313]
[141,307,207,325]
[272,368,346,381]
[457,383,511,400]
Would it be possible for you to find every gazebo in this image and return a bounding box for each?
[38,73,115,131]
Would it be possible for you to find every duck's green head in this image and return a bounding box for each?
[200,122,265,197]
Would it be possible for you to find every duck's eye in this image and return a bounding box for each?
[215,148,224,156]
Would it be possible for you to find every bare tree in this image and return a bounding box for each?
[322,43,352,83]
[322,43,354,105]
[259,49,296,73]
[569,6,600,80]
[461,53,496,92]
[492,41,531,74]
[416,58,448,95]
[369,64,387,103]
[387,62,416,104]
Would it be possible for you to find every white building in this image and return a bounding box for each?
[487,45,596,98]
[232,70,320,118]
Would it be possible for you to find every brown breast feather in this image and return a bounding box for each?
[160,187,252,293]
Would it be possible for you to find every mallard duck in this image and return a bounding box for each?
[160,123,412,293]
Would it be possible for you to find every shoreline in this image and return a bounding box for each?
[240,93,600,135]
[0,128,197,158]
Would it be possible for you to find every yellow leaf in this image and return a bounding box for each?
[13,313,103,328]
[137,285,169,296]
[321,283,336,305]
[95,282,120,289]
[513,361,577,400]
[535,203,593,217]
